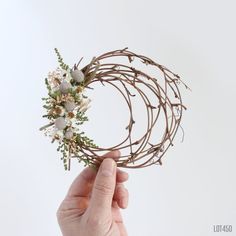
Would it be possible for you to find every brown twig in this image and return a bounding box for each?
[70,48,189,168]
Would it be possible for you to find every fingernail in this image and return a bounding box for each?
[119,170,129,179]
[101,159,115,177]
[121,197,128,208]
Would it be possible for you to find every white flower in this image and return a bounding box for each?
[54,105,65,116]
[47,127,64,142]
[48,68,60,80]
[56,130,64,140]
[65,115,76,126]
[48,68,63,85]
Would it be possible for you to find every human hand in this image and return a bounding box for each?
[57,150,129,236]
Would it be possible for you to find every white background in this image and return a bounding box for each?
[0,0,235,235]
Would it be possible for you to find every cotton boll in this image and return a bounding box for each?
[55,117,66,130]
[65,101,76,112]
[71,69,85,83]
[60,81,72,94]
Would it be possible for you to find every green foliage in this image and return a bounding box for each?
[76,111,89,125]
[41,49,98,171]
[45,78,51,91]
[54,48,70,71]
[49,90,61,99]
[76,154,95,168]
[42,114,55,120]
[76,132,98,148]
[43,104,52,109]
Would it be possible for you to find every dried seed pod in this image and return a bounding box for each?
[71,69,85,83]
[65,101,76,112]
[59,81,71,94]
[65,129,74,139]
[55,117,66,130]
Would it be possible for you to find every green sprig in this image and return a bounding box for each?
[54,48,70,71]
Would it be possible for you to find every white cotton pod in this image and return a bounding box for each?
[71,69,85,83]
[59,81,72,94]
[55,117,67,130]
[65,101,76,112]
[65,129,74,139]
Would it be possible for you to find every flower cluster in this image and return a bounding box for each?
[40,49,97,170]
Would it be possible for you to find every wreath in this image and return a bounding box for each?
[39,47,189,170]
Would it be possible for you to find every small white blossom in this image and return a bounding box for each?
[65,115,76,126]
[47,128,64,142]
[54,105,65,116]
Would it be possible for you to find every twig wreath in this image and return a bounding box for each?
[39,47,190,170]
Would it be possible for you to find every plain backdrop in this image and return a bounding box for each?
[0,0,235,236]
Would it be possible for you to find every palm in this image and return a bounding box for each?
[58,194,127,235]
[57,152,129,236]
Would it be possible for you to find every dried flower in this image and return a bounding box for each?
[80,98,91,111]
[71,69,85,83]
[67,112,75,119]
[60,81,72,94]
[54,105,65,116]
[55,117,67,130]
[65,129,74,139]
[65,101,76,112]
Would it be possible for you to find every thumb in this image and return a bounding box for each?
[88,158,116,216]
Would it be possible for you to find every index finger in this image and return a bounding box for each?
[66,150,126,198]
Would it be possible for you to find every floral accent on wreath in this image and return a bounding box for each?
[39,48,97,170]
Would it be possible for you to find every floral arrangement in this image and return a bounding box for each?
[40,49,97,170]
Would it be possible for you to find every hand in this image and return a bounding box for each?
[57,150,129,236]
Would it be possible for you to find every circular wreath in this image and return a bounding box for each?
[39,47,189,170]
